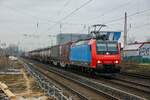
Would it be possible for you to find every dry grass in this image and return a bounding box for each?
[0,57,9,70]
[121,62,150,75]
[0,57,51,100]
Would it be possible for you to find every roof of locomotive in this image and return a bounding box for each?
[71,38,118,46]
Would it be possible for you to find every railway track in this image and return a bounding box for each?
[22,59,117,100]
[65,68,150,99]
[55,63,150,99]
[22,59,147,100]
[112,74,150,93]
[120,71,150,80]
[93,76,150,99]
[84,72,150,99]
[63,64,150,99]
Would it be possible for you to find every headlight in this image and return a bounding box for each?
[114,60,119,64]
[97,60,102,64]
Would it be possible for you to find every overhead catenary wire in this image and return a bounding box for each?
[46,7,150,33]
[4,0,148,33]
[104,8,150,24]
[100,8,150,32]
[87,0,132,23]
[2,1,150,34]
[45,0,93,32]
[129,23,150,31]
[59,0,93,22]
[1,4,84,26]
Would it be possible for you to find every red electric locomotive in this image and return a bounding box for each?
[89,39,121,73]
[70,24,121,73]
[70,38,121,73]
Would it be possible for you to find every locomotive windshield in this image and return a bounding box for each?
[96,41,118,54]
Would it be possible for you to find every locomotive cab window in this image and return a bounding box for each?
[96,41,118,54]
[96,43,107,51]
[107,43,117,51]
[107,43,118,54]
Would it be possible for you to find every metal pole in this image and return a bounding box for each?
[124,12,127,47]
[60,24,62,34]
[88,26,90,34]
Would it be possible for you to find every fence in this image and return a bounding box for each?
[123,56,150,63]
[23,62,71,100]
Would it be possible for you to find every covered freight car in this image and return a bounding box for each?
[50,42,72,67]
[50,45,60,60]
[28,47,51,62]
[39,48,51,62]
[59,42,72,67]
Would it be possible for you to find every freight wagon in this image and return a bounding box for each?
[50,42,72,67]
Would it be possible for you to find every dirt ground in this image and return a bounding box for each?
[0,57,52,100]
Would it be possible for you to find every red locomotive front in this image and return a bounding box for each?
[89,39,121,73]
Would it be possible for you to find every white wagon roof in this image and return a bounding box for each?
[124,44,142,51]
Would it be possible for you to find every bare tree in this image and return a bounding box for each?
[5,44,19,56]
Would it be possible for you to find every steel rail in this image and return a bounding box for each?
[120,71,150,80]
[25,59,146,100]
[22,60,89,100]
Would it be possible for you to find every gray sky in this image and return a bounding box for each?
[0,0,150,51]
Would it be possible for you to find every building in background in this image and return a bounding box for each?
[123,42,150,63]
[56,33,90,44]
[56,31,121,45]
